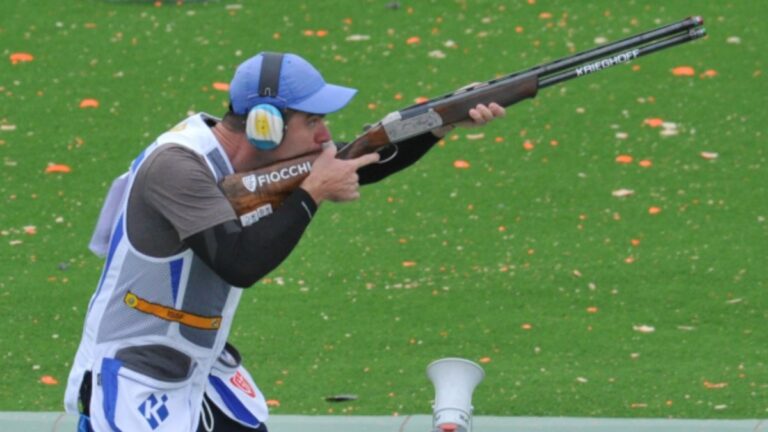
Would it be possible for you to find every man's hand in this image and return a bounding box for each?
[301,143,380,204]
[432,102,507,138]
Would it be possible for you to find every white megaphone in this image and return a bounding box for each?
[427,358,485,432]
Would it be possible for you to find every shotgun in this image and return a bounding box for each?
[221,16,706,226]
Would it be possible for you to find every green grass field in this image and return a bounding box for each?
[1,0,766,420]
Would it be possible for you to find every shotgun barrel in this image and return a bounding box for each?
[399,16,706,115]
[539,17,706,88]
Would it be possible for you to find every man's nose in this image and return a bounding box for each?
[315,121,331,143]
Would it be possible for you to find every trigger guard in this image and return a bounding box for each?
[376,143,399,164]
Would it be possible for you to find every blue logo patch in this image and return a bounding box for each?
[138,393,169,430]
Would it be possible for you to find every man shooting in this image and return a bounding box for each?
[64,52,504,432]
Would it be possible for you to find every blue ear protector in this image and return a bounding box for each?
[246,52,286,151]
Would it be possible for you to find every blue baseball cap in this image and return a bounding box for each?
[229,52,357,115]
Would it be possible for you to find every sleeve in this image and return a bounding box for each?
[140,146,238,239]
[357,132,441,185]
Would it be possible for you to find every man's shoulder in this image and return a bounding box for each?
[139,144,212,184]
[148,143,204,165]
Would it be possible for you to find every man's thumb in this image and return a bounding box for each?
[322,141,337,153]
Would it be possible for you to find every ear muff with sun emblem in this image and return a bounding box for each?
[246,104,285,150]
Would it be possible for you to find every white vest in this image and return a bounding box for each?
[65,113,241,414]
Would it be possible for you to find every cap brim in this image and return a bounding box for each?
[287,83,357,115]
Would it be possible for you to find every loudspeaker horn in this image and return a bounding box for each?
[427,358,485,432]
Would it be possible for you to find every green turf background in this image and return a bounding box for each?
[1,0,766,419]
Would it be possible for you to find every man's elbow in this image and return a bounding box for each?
[214,263,273,289]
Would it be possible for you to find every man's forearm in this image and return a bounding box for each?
[184,188,317,287]
[357,132,441,185]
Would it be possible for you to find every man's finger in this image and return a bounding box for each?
[468,108,482,123]
[469,105,492,124]
[318,142,337,160]
[351,151,381,168]
[489,102,506,117]
[476,104,494,122]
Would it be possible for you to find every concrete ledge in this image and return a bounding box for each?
[0,412,765,432]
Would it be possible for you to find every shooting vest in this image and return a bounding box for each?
[64,113,241,419]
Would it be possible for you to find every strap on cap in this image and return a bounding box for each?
[258,52,284,98]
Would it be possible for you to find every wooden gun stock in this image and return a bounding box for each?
[220,17,705,222]
[219,153,318,226]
